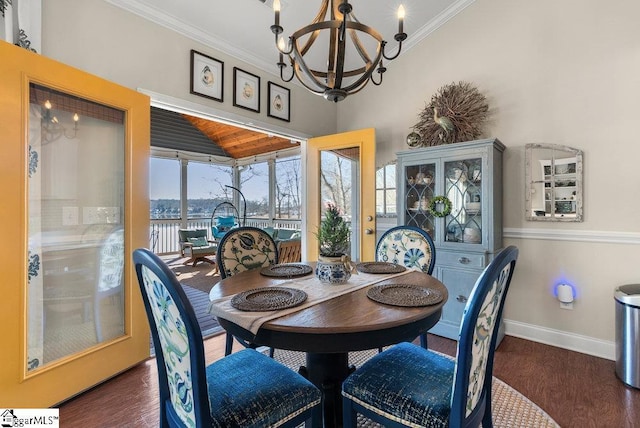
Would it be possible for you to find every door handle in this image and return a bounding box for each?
[364,228,374,235]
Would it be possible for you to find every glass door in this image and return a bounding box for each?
[0,41,150,407]
[444,158,483,244]
[28,83,126,369]
[404,162,437,239]
[306,129,376,262]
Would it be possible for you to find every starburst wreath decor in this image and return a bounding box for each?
[412,81,488,146]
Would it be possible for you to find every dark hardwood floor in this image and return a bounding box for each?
[57,333,640,427]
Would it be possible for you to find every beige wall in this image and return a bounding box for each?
[41,0,337,139]
[39,0,640,358]
[338,0,640,357]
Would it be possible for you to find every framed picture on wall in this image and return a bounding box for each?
[267,81,290,122]
[190,50,223,102]
[233,67,260,112]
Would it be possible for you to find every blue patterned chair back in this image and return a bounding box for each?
[375,225,436,274]
[97,227,124,293]
[216,226,279,279]
[133,249,211,427]
[450,246,519,427]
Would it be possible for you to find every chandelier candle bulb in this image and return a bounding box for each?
[398,5,405,34]
[273,0,280,27]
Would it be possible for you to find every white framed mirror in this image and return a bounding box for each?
[525,143,583,222]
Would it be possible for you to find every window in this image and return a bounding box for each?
[149,157,181,219]
[187,161,232,218]
[376,163,396,216]
[275,156,301,219]
[240,161,269,218]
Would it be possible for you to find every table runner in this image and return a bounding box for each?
[208,269,414,335]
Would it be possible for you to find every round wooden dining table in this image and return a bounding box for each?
[209,264,448,428]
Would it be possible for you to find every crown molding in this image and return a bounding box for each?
[397,0,476,56]
[104,0,277,75]
[105,0,476,79]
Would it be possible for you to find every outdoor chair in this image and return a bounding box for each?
[376,225,436,349]
[211,215,239,241]
[133,248,321,428]
[216,226,279,356]
[277,238,302,263]
[178,229,217,268]
[342,246,519,428]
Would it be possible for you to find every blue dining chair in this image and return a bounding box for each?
[342,246,519,428]
[376,225,436,349]
[216,226,279,356]
[133,248,321,428]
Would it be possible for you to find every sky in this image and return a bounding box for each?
[149,157,269,201]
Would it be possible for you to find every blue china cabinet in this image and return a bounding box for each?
[396,138,505,340]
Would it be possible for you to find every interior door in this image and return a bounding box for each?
[0,41,150,406]
[305,128,376,262]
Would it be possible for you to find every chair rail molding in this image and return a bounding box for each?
[503,227,640,245]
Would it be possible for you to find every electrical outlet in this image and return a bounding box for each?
[560,301,573,310]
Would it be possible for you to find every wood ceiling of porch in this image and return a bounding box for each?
[182,114,299,159]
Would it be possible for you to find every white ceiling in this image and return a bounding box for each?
[105,0,474,78]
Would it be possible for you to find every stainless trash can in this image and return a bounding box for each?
[615,284,640,389]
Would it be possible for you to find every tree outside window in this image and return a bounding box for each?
[240,161,269,218]
[187,161,232,218]
[275,156,301,219]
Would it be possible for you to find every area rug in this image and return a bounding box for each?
[181,284,223,337]
[163,254,220,294]
[272,348,559,428]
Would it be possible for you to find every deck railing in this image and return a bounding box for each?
[150,217,302,254]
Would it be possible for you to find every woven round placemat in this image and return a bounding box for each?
[356,262,406,274]
[260,263,313,278]
[367,284,443,307]
[231,287,307,312]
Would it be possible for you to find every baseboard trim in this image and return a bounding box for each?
[504,319,615,361]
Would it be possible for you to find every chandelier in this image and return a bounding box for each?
[270,0,407,102]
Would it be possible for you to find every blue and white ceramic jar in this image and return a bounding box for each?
[315,255,355,284]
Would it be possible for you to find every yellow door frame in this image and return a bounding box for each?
[305,128,377,262]
[0,41,150,407]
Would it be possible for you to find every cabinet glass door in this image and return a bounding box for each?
[444,158,482,244]
[404,163,436,239]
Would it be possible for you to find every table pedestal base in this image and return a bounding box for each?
[302,353,354,428]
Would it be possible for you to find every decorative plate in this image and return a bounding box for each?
[367,284,443,307]
[231,287,307,312]
[406,132,422,148]
[356,262,406,274]
[260,263,313,278]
